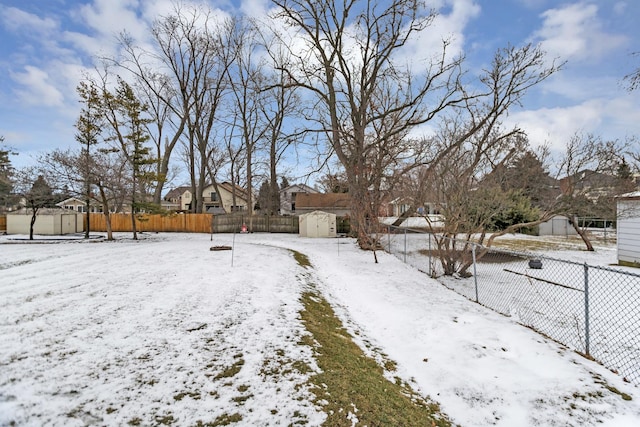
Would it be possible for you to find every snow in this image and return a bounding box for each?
[1,232,640,426]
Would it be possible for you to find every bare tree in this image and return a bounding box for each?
[40,148,129,241]
[554,133,630,250]
[116,3,233,213]
[272,0,465,250]
[13,171,56,240]
[260,37,303,215]
[224,17,269,225]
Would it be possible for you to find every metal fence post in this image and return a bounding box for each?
[584,263,590,356]
[403,228,407,263]
[388,226,391,253]
[472,244,479,303]
[428,233,432,277]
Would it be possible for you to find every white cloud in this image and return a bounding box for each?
[0,6,58,35]
[532,2,627,62]
[10,65,65,107]
[400,0,480,64]
[507,95,640,153]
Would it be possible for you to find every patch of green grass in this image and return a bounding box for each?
[154,414,175,425]
[603,384,633,401]
[299,290,451,426]
[289,249,312,268]
[209,413,243,426]
[173,391,201,401]
[591,372,633,401]
[213,354,245,380]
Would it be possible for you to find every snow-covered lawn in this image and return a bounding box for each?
[1,232,640,426]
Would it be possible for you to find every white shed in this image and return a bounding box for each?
[617,192,640,267]
[7,208,84,235]
[299,210,337,238]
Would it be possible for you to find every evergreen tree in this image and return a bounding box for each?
[102,78,157,240]
[0,136,16,212]
[75,81,104,238]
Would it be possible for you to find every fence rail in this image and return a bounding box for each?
[382,225,640,386]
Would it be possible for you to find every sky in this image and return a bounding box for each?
[2,231,640,425]
[1,0,639,175]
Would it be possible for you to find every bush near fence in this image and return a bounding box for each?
[383,225,640,387]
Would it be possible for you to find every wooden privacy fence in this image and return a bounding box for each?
[0,215,6,232]
[88,213,214,233]
[87,213,300,234]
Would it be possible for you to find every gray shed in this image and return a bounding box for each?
[617,192,640,266]
[7,208,84,235]
[537,215,578,236]
[299,211,337,238]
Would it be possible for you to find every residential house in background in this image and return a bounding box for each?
[167,182,252,214]
[295,193,351,217]
[162,186,190,211]
[56,197,102,213]
[280,184,319,215]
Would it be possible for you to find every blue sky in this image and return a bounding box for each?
[1,0,639,173]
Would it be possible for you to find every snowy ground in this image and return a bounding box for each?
[1,232,640,426]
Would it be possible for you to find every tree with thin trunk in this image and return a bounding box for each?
[260,36,303,215]
[13,171,55,240]
[75,80,104,239]
[225,17,268,226]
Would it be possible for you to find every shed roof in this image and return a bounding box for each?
[616,191,640,201]
[296,193,350,209]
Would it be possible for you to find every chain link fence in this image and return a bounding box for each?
[381,225,640,386]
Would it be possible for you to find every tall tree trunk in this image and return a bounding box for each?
[29,208,37,240]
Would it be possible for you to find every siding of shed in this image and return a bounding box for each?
[617,201,640,264]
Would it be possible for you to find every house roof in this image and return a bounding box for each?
[165,182,250,201]
[280,183,318,194]
[296,193,350,209]
[164,186,190,200]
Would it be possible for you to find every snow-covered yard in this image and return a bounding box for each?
[1,232,640,426]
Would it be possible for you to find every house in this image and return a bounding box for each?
[280,184,319,215]
[616,192,640,267]
[168,182,253,213]
[295,193,351,217]
[6,207,84,235]
[162,186,190,211]
[56,197,102,213]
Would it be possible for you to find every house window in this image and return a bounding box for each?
[210,192,218,202]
